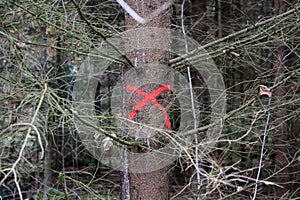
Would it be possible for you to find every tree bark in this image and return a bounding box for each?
[272,0,289,193]
[123,0,172,199]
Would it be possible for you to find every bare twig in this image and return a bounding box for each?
[0,83,47,193]
[180,0,201,191]
[252,96,272,200]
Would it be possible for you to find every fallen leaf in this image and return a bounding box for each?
[103,134,116,151]
[237,186,243,192]
[222,47,240,57]
[45,27,51,35]
[259,85,272,97]
[16,42,26,48]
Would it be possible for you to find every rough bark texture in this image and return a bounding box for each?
[273,0,289,193]
[130,169,169,200]
[124,0,171,199]
[124,0,171,65]
[273,45,290,193]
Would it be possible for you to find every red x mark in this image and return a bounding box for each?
[126,84,172,130]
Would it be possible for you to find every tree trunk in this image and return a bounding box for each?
[272,0,289,194]
[123,0,172,199]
